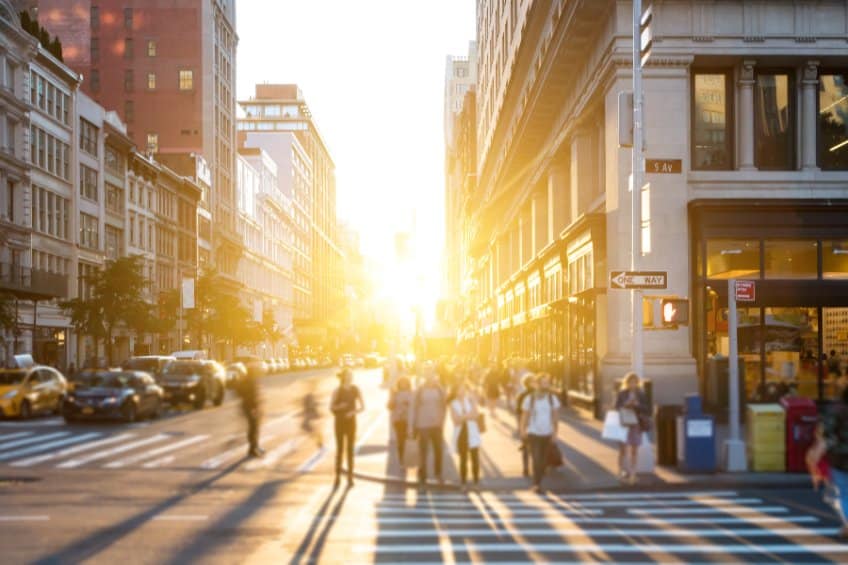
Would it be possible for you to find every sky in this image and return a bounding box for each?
[236,0,477,311]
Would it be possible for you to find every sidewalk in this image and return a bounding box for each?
[350,392,812,493]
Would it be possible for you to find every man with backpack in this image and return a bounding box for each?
[408,363,447,485]
[515,373,536,477]
[519,372,560,492]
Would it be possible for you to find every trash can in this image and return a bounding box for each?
[746,404,785,472]
[780,397,818,473]
[678,394,717,473]
[655,405,682,466]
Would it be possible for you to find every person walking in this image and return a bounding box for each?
[820,374,848,538]
[408,364,447,486]
[519,372,560,493]
[236,364,264,458]
[515,373,536,477]
[330,368,364,489]
[450,381,482,489]
[615,371,651,485]
[484,368,500,417]
[388,375,413,464]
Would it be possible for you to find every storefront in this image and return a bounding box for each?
[691,200,848,404]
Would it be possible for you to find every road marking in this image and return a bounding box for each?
[57,434,170,468]
[629,506,789,516]
[359,515,819,526]
[0,431,34,441]
[11,433,135,467]
[0,432,101,461]
[245,438,302,470]
[152,515,208,522]
[354,542,848,555]
[198,412,297,470]
[105,435,210,468]
[0,515,50,522]
[0,431,70,451]
[296,446,328,473]
[362,527,841,538]
[374,490,743,502]
[374,498,765,509]
[374,506,603,516]
[0,418,63,428]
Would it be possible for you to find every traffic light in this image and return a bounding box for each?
[661,298,689,327]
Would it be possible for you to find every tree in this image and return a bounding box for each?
[184,268,258,353]
[0,292,16,334]
[60,256,155,365]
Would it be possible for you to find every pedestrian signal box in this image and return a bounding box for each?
[661,298,689,326]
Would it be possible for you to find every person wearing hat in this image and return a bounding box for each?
[330,367,364,488]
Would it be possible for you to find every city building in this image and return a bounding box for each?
[238,84,343,351]
[34,0,242,283]
[463,0,848,416]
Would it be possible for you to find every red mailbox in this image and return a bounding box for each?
[780,397,818,472]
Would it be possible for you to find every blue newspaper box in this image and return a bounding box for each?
[677,394,717,473]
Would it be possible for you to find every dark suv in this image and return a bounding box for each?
[160,360,226,409]
[121,356,175,383]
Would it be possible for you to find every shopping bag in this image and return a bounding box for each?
[602,410,628,442]
[402,445,419,468]
[636,433,655,474]
[619,408,639,426]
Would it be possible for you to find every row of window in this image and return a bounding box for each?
[692,69,848,170]
[32,250,70,276]
[30,125,70,180]
[31,185,70,240]
[88,69,192,94]
[30,71,70,125]
[705,239,848,280]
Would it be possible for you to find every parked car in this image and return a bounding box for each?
[265,358,279,374]
[170,350,208,360]
[232,355,268,378]
[292,358,307,370]
[276,358,290,372]
[160,360,226,409]
[121,355,175,383]
[64,370,163,423]
[0,365,67,419]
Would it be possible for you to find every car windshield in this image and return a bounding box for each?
[122,359,159,371]
[73,372,131,389]
[0,371,27,385]
[164,363,201,376]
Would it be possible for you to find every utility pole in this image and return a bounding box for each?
[631,0,645,379]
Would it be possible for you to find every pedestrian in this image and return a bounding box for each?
[449,380,482,489]
[818,374,848,538]
[330,368,364,489]
[388,375,413,464]
[515,373,536,477]
[301,383,323,448]
[236,363,264,458]
[484,368,500,417]
[519,372,560,493]
[408,363,447,486]
[615,371,651,485]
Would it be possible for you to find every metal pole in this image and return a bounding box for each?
[724,278,747,471]
[631,0,644,379]
[178,284,183,350]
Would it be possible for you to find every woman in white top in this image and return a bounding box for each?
[450,380,482,488]
[519,372,561,492]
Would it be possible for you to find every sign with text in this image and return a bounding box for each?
[610,271,668,290]
[646,159,682,174]
[735,280,756,302]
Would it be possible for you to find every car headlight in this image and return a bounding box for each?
[3,389,19,400]
[101,397,119,405]
[66,395,76,403]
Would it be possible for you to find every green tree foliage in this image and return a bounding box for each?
[19,11,64,61]
[184,268,260,350]
[0,292,16,333]
[60,256,155,365]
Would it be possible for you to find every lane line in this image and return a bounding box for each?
[354,542,848,555]
[105,435,210,468]
[362,527,841,538]
[57,434,170,468]
[0,432,101,461]
[0,431,70,451]
[629,506,789,516]
[11,433,135,467]
[0,515,50,522]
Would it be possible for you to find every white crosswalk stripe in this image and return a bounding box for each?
[0,432,101,461]
[57,433,171,468]
[0,431,69,450]
[0,431,34,441]
[10,433,136,467]
[104,434,210,468]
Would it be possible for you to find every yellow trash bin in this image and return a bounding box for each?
[746,404,786,472]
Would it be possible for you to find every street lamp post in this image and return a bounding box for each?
[631,0,645,379]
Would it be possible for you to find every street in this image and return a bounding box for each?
[0,368,845,564]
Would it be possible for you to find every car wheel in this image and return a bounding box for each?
[193,390,206,410]
[122,401,137,423]
[213,383,224,406]
[19,400,32,419]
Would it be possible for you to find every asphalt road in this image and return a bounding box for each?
[2,367,847,564]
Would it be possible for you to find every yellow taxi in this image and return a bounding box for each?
[0,365,68,419]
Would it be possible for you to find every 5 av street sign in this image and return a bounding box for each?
[610,270,668,290]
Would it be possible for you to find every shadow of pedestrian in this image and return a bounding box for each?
[287,487,350,565]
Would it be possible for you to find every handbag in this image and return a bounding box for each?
[619,408,639,426]
[602,410,628,442]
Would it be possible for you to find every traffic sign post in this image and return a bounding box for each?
[735,280,756,302]
[724,278,748,472]
[610,271,667,290]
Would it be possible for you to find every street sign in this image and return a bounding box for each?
[646,158,682,174]
[735,280,756,302]
[610,270,668,290]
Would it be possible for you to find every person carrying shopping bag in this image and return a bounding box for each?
[449,381,482,489]
[615,372,651,485]
[519,372,560,493]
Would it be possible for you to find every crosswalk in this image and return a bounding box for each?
[0,411,305,472]
[288,488,847,563]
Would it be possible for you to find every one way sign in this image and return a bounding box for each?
[610,271,668,290]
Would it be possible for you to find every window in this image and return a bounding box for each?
[105,226,123,259]
[90,37,99,63]
[124,7,133,29]
[146,133,158,153]
[764,240,818,279]
[105,183,124,215]
[823,241,848,280]
[5,180,14,221]
[124,38,133,59]
[706,239,761,279]
[179,70,193,90]
[124,100,134,122]
[79,119,98,156]
[30,125,70,180]
[31,185,69,240]
[124,69,134,92]
[692,71,732,170]
[105,145,123,175]
[90,6,99,30]
[147,40,157,57]
[755,71,795,170]
[78,262,97,299]
[90,69,100,92]
[819,72,848,170]
[79,213,99,249]
[147,72,156,90]
[80,164,98,201]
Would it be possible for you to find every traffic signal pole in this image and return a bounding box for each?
[631,0,644,380]
[725,279,747,471]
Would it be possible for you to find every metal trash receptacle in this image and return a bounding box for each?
[780,397,818,473]
[656,405,682,466]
